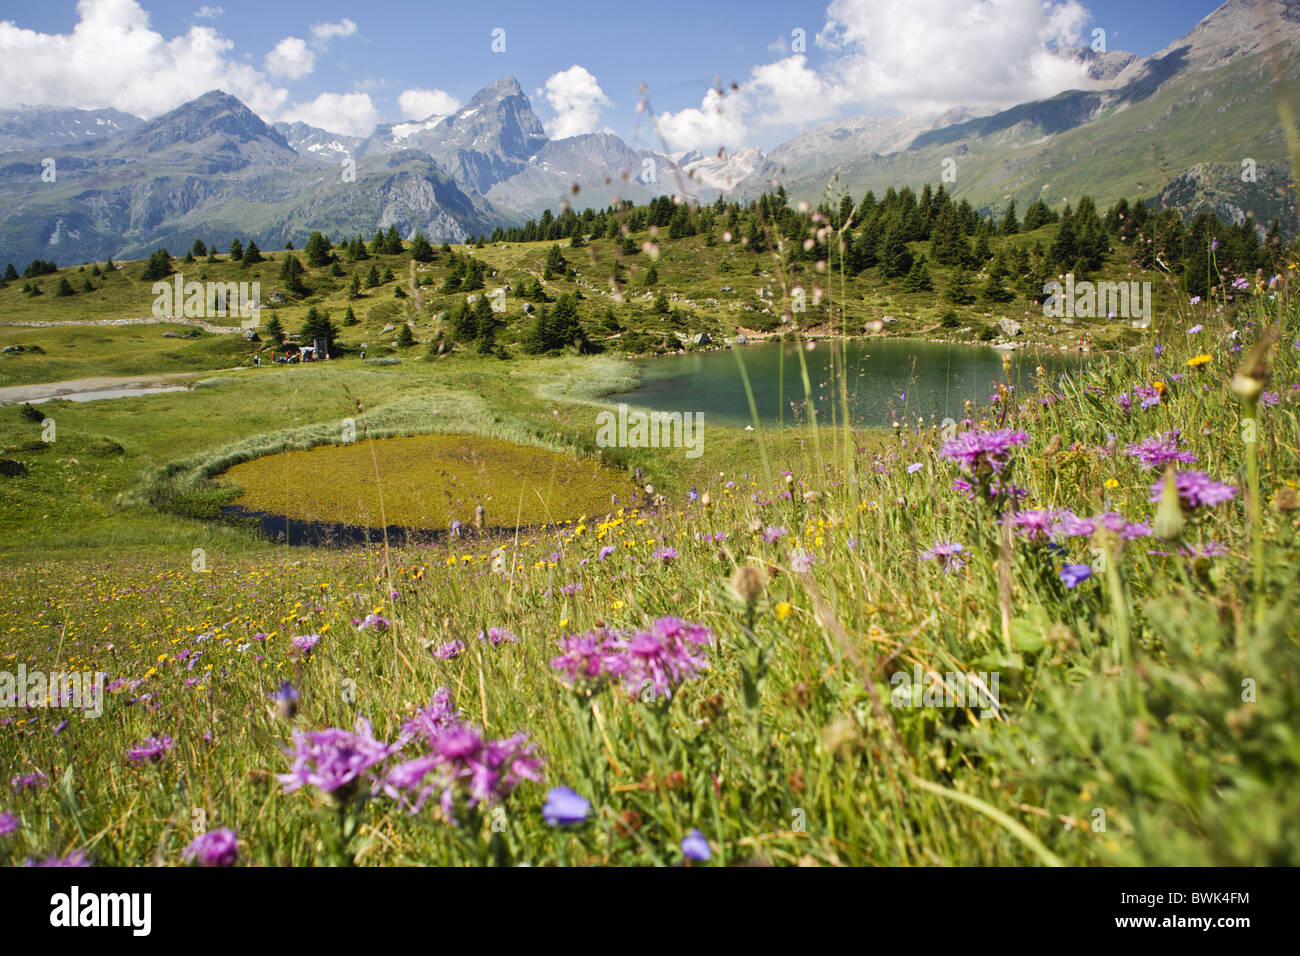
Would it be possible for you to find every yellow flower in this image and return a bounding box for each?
[775,601,792,621]
[1187,354,1212,367]
[1104,478,1119,489]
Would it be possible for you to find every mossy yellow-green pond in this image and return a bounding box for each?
[222,434,630,530]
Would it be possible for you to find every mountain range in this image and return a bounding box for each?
[0,0,1295,268]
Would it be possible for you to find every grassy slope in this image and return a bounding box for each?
[778,46,1300,221]
[0,292,1295,866]
[3,217,1172,393]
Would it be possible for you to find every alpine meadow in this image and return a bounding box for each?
[0,0,1298,902]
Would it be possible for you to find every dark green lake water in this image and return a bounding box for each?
[617,340,1079,427]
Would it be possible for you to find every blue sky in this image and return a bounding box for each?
[0,0,1228,149]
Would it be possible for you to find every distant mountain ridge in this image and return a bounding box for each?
[0,0,1294,267]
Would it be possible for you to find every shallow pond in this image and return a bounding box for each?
[618,340,1080,427]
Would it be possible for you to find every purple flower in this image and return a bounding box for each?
[1133,385,1161,409]
[762,525,788,544]
[1124,431,1197,470]
[1053,511,1096,538]
[1060,564,1093,588]
[355,613,390,632]
[278,718,397,803]
[1188,324,1203,334]
[383,723,542,822]
[542,786,591,826]
[399,688,462,745]
[24,850,90,867]
[681,828,712,861]
[0,811,18,836]
[598,545,616,561]
[126,735,173,765]
[1115,392,1132,413]
[940,428,1029,476]
[551,630,622,686]
[611,618,713,701]
[1005,509,1059,542]
[269,681,299,719]
[907,462,924,474]
[291,633,321,654]
[433,639,466,659]
[10,770,49,793]
[1260,391,1280,408]
[1149,470,1238,509]
[919,540,965,572]
[651,547,678,564]
[183,828,238,867]
[478,627,519,646]
[790,548,817,573]
[687,488,699,503]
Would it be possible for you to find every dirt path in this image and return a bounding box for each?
[0,316,242,334]
[0,373,201,405]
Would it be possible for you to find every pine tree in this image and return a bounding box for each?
[384,225,403,256]
[1050,207,1078,270]
[191,239,207,258]
[264,314,285,347]
[278,254,308,296]
[343,305,358,326]
[140,249,173,282]
[81,278,94,293]
[643,263,659,286]
[410,232,435,262]
[299,307,338,352]
[347,275,361,299]
[229,238,244,261]
[901,259,933,292]
[365,264,381,289]
[55,276,75,296]
[999,200,1019,235]
[944,267,975,305]
[543,244,567,280]
[396,323,416,348]
[305,232,332,268]
[878,222,913,278]
[243,240,263,265]
[5,263,21,282]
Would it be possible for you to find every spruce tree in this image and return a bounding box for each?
[140,249,173,282]
[305,231,332,268]
[243,240,263,265]
[410,232,435,262]
[229,238,244,261]
[264,314,285,347]
[944,267,975,305]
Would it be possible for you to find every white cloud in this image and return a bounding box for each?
[264,36,314,80]
[748,55,838,127]
[0,0,289,118]
[538,65,612,139]
[818,0,1097,115]
[656,85,750,153]
[398,87,460,120]
[193,5,223,19]
[309,18,356,48]
[659,0,1097,150]
[281,91,378,137]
